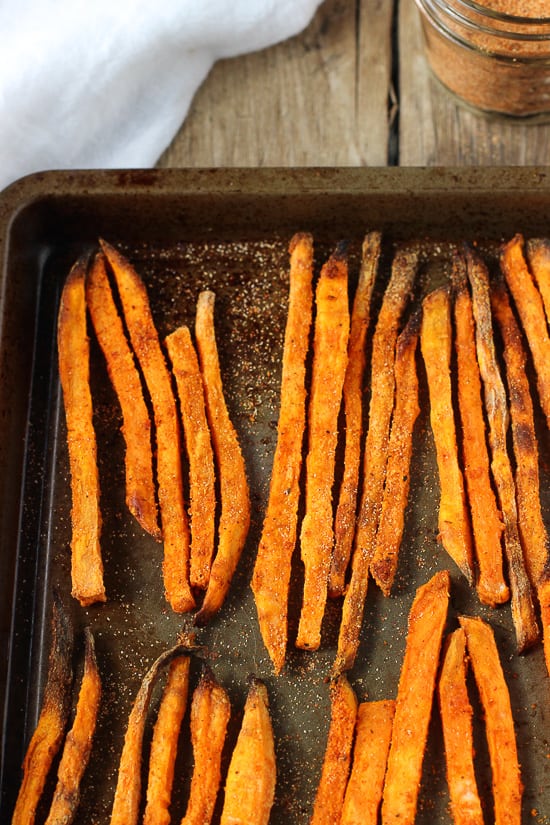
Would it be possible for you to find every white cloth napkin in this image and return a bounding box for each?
[0,0,322,193]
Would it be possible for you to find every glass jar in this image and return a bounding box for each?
[414,0,550,117]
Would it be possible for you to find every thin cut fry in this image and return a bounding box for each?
[525,237,550,326]
[465,246,539,653]
[500,233,550,429]
[110,643,186,825]
[330,231,381,596]
[460,616,523,825]
[143,656,190,825]
[340,699,395,825]
[181,668,231,825]
[335,245,419,675]
[310,676,358,825]
[220,679,276,825]
[165,326,216,591]
[194,290,251,626]
[452,253,508,607]
[370,310,420,596]
[58,256,106,606]
[86,252,160,540]
[420,287,474,582]
[296,244,350,651]
[251,232,314,674]
[44,628,101,825]
[491,279,550,674]
[381,569,450,825]
[12,594,74,825]
[438,628,483,825]
[100,240,194,613]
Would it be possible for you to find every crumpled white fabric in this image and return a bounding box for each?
[0,0,322,192]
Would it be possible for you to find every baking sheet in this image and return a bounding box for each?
[0,168,550,823]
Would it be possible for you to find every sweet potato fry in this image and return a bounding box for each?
[491,279,550,674]
[420,287,474,582]
[340,699,395,825]
[165,326,216,591]
[370,310,420,596]
[335,245,419,675]
[143,655,190,825]
[181,667,231,825]
[44,628,101,825]
[310,675,358,825]
[86,252,160,541]
[381,569,450,825]
[459,616,523,825]
[220,679,276,825]
[500,233,550,429]
[193,290,251,626]
[110,643,187,825]
[452,253,508,607]
[100,239,194,613]
[251,232,314,673]
[57,256,106,606]
[330,231,381,597]
[465,246,539,653]
[525,237,550,326]
[12,594,73,825]
[296,244,350,651]
[438,628,483,825]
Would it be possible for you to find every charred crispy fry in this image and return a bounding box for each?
[452,254,508,607]
[330,231,381,597]
[220,679,275,825]
[296,245,350,651]
[340,699,395,825]
[420,287,474,582]
[44,628,101,825]
[143,656,190,825]
[165,326,216,591]
[381,570,450,825]
[500,234,550,429]
[86,252,160,541]
[181,668,231,825]
[310,675,358,825]
[12,594,73,825]
[465,246,539,653]
[251,232,314,673]
[193,290,250,626]
[335,245,418,675]
[491,279,550,674]
[57,256,106,606]
[370,311,420,596]
[525,237,550,325]
[110,643,186,825]
[438,628,483,825]
[460,616,523,825]
[100,240,194,613]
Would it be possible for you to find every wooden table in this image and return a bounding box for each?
[158,0,550,170]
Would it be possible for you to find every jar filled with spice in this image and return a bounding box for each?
[414,0,550,117]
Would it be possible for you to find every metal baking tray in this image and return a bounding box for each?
[1,167,549,823]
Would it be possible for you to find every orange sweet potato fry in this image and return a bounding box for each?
[86,252,160,541]
[460,616,523,825]
[296,244,350,651]
[438,628,483,825]
[310,675,358,825]
[100,240,194,613]
[57,256,106,606]
[381,570,450,825]
[193,290,251,626]
[165,326,216,591]
[251,232,314,674]
[340,699,395,825]
[12,594,73,825]
[525,236,550,326]
[330,231,381,597]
